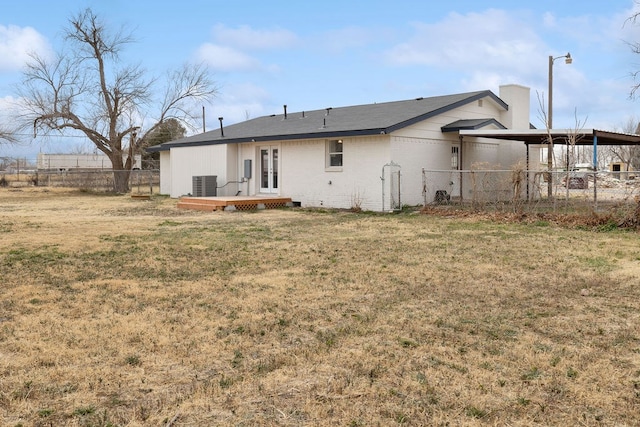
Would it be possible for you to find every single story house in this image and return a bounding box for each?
[148,84,539,211]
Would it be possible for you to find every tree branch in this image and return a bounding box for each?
[15,8,218,191]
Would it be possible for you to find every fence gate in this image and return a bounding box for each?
[381,161,401,211]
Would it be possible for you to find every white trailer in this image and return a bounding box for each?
[37,153,142,171]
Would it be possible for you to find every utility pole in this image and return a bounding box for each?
[547,52,572,199]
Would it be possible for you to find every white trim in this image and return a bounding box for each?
[325,139,344,170]
[259,145,280,194]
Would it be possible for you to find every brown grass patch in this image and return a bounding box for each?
[1,188,640,426]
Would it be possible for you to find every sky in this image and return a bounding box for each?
[2,0,640,159]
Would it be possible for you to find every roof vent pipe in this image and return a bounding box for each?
[326,107,332,115]
[218,117,224,137]
[302,111,305,118]
[283,105,287,119]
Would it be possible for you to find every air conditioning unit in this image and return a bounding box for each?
[192,175,217,197]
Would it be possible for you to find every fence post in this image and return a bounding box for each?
[593,173,598,211]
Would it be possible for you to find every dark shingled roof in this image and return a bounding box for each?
[148,90,508,152]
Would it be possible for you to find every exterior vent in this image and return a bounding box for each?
[192,175,217,197]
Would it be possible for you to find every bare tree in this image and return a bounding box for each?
[562,108,588,169]
[536,91,555,199]
[537,92,589,202]
[0,126,17,144]
[562,110,588,203]
[627,3,640,97]
[16,8,217,192]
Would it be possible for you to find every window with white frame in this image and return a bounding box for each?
[327,139,343,168]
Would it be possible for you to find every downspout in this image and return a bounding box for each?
[237,143,242,196]
[459,134,464,200]
[381,164,386,212]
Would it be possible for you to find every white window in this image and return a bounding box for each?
[327,139,343,168]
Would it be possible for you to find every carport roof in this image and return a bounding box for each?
[458,128,640,145]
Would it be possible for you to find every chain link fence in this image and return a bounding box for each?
[0,169,160,193]
[422,169,640,214]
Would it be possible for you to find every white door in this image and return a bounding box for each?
[451,144,461,198]
[260,146,279,194]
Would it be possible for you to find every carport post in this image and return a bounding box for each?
[593,134,598,210]
[592,133,598,170]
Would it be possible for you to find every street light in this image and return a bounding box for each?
[548,52,572,130]
[546,52,572,198]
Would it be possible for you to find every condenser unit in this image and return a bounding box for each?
[192,175,217,197]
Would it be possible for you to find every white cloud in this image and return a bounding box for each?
[319,26,380,53]
[187,82,274,132]
[0,95,25,128]
[544,9,631,49]
[211,24,297,50]
[195,43,261,72]
[384,9,546,76]
[222,82,270,103]
[195,24,297,72]
[0,94,16,109]
[0,25,51,71]
[375,6,638,132]
[212,82,274,124]
[542,12,556,28]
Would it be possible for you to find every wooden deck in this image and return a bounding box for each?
[177,196,293,212]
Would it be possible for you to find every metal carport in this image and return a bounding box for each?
[459,128,640,170]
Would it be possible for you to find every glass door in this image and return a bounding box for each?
[260,146,279,193]
[451,144,460,198]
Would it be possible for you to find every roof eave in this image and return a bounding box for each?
[146,128,388,152]
[441,118,507,133]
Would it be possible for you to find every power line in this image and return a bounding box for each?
[12,133,91,138]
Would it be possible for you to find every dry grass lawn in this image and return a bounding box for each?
[1,188,639,426]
